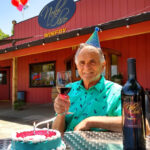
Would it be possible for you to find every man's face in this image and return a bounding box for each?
[76,46,105,83]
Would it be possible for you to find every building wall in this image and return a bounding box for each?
[14,0,150,37]
[1,0,150,50]
[102,32,150,89]
[0,33,150,102]
[15,32,150,103]
[17,48,74,103]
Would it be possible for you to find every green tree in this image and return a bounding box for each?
[0,29,9,40]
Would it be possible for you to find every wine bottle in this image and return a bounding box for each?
[121,58,146,150]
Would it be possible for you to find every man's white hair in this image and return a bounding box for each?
[75,43,105,64]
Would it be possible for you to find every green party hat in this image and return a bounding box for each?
[86,27,101,48]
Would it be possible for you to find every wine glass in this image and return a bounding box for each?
[56,71,72,114]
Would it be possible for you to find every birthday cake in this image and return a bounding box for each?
[11,129,66,150]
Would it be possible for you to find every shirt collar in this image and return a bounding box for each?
[76,75,105,92]
[94,75,105,92]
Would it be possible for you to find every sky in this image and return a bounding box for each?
[0,0,54,36]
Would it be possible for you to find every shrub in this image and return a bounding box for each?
[14,100,25,110]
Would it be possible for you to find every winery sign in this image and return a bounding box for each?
[38,0,76,29]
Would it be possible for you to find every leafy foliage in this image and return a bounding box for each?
[111,73,123,85]
[111,73,123,80]
[14,100,25,110]
[0,29,9,40]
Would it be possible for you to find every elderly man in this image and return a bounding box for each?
[52,27,123,133]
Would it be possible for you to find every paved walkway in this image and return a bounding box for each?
[0,101,55,139]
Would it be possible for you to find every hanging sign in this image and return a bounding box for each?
[38,0,76,29]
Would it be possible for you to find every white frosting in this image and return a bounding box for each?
[56,141,66,150]
[12,129,61,143]
[23,135,46,143]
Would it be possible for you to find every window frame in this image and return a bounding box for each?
[0,70,7,85]
[29,61,56,88]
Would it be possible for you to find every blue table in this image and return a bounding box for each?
[63,131,150,150]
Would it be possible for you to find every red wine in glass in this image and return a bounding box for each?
[56,71,72,114]
[57,87,71,95]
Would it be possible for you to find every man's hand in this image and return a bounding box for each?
[74,118,91,131]
[54,94,70,115]
[52,94,70,133]
[74,116,122,132]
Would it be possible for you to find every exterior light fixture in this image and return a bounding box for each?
[76,33,80,36]
[126,25,130,28]
[126,18,130,28]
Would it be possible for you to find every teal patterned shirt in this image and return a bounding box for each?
[65,75,122,131]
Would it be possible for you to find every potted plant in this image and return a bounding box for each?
[111,73,123,85]
[14,100,25,110]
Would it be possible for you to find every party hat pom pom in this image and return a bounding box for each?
[95,27,99,32]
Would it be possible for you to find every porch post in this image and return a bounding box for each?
[12,57,18,110]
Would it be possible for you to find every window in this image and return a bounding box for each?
[0,71,7,84]
[111,54,118,76]
[66,58,80,81]
[30,61,56,87]
[102,48,121,80]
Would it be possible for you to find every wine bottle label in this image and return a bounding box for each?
[123,96,142,128]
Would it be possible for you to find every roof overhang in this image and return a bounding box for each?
[0,12,150,61]
[0,36,33,46]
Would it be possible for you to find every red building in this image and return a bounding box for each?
[0,0,150,105]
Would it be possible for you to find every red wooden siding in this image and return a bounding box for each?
[17,48,74,103]
[1,0,150,50]
[102,32,150,89]
[13,0,150,38]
